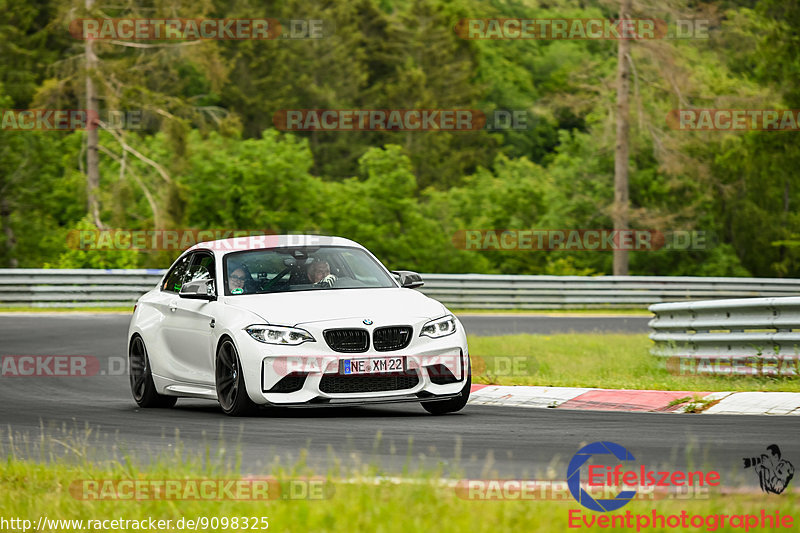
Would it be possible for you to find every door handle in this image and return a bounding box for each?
[169,299,178,312]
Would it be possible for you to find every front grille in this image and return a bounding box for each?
[319,371,419,394]
[426,364,459,385]
[266,373,307,393]
[324,329,369,353]
[373,326,413,352]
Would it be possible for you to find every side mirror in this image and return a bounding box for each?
[391,270,424,289]
[179,279,216,300]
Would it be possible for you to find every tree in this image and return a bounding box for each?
[613,0,632,275]
[84,0,102,228]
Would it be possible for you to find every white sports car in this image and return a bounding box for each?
[128,235,471,416]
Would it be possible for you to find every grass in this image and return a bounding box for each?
[1,434,797,533]
[468,333,800,392]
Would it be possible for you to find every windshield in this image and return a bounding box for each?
[224,246,397,295]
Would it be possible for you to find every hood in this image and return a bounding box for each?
[223,288,448,326]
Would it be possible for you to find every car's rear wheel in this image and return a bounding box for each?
[129,335,177,408]
[422,363,471,415]
[215,338,258,416]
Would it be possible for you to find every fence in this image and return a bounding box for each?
[648,297,800,376]
[0,269,163,308]
[421,274,800,309]
[1,269,799,309]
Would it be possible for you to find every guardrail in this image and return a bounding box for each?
[0,269,164,308]
[648,298,800,376]
[1,269,800,309]
[420,274,800,309]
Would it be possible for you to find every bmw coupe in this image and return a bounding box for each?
[128,235,471,416]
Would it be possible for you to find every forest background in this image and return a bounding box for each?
[2,0,799,277]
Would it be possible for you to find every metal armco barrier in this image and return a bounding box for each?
[420,274,800,309]
[0,269,165,307]
[1,269,800,309]
[648,297,800,376]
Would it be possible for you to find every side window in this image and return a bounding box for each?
[187,252,215,282]
[162,254,192,293]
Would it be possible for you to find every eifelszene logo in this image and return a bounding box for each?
[568,442,638,512]
[743,445,795,495]
[567,441,721,512]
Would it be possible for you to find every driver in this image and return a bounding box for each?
[307,260,336,288]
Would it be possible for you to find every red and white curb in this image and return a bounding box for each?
[468,385,800,415]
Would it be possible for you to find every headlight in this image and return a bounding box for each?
[420,315,457,338]
[245,325,315,345]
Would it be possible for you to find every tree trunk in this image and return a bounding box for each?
[613,0,632,275]
[85,0,102,229]
[0,195,19,268]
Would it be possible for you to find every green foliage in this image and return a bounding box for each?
[181,129,319,230]
[1,0,798,277]
[43,217,139,269]
[0,102,83,267]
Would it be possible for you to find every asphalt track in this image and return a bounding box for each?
[1,315,796,486]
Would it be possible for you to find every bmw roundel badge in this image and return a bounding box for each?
[363,319,373,325]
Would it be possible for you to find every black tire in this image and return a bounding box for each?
[129,335,178,408]
[422,363,471,415]
[215,338,258,416]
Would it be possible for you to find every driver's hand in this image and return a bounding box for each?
[316,274,336,288]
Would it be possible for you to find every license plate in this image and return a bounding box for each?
[341,356,404,375]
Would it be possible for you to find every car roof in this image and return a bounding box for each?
[187,234,365,255]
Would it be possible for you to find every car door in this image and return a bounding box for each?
[165,251,219,385]
[146,252,192,381]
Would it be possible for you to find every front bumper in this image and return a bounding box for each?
[234,317,469,406]
[262,392,464,408]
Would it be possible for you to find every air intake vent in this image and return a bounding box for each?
[323,329,369,353]
[373,326,413,351]
[426,364,459,385]
[319,371,419,393]
[266,373,307,393]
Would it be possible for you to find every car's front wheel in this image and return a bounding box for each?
[129,335,177,408]
[215,338,258,416]
[422,363,471,415]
